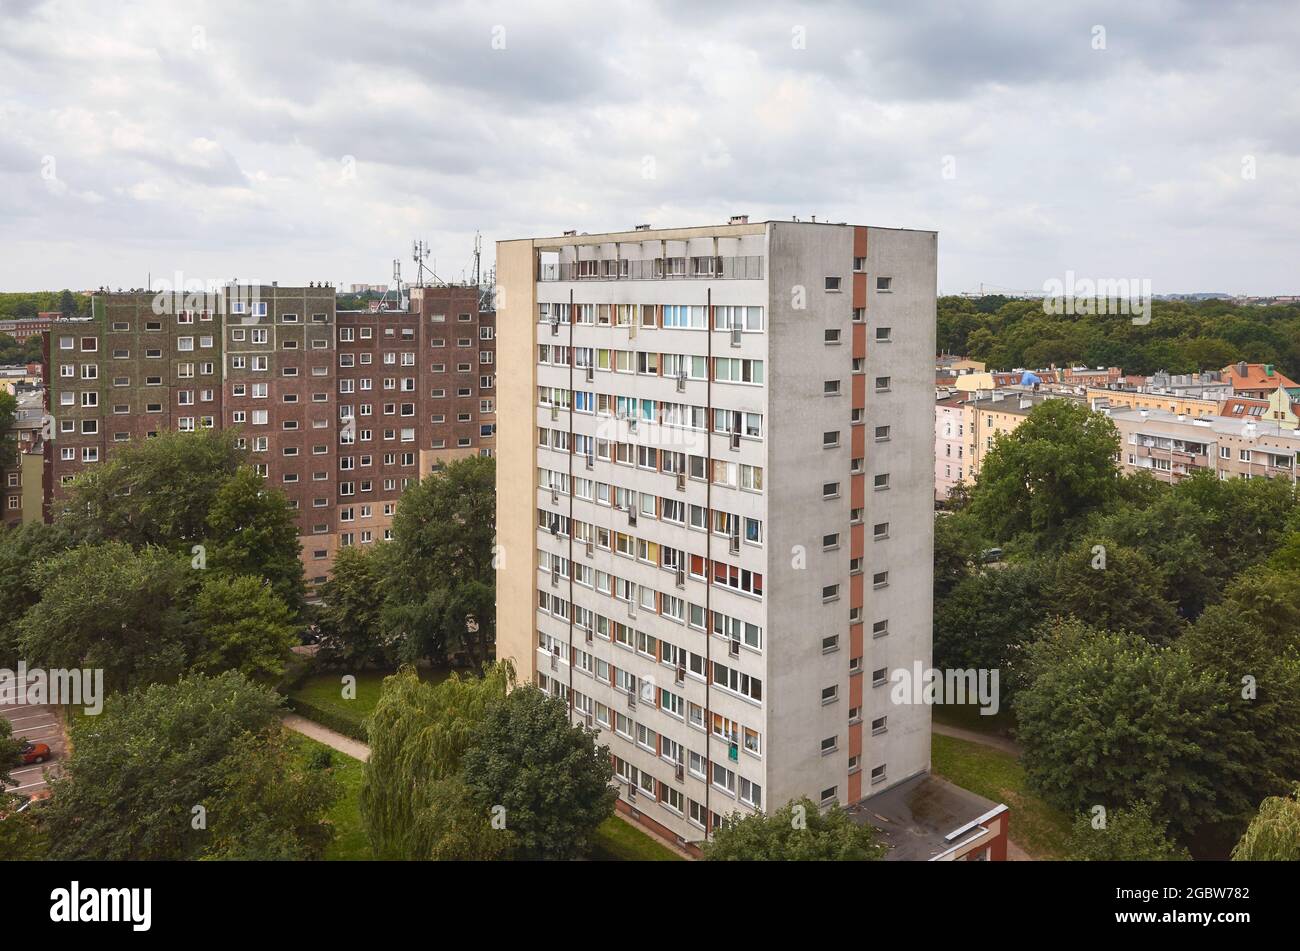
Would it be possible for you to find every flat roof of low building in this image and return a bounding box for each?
[1108,404,1300,440]
[511,219,937,247]
[849,772,1008,861]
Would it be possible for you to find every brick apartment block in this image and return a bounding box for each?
[44,283,495,584]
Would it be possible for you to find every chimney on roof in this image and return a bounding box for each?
[634,224,651,231]
[728,215,749,225]
[1237,361,1248,377]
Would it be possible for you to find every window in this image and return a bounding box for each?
[874,473,890,489]
[875,326,892,342]
[873,521,889,539]
[822,430,840,448]
[872,571,889,588]
[875,425,891,441]
[823,379,841,395]
[872,667,888,686]
[822,635,839,653]
[824,277,842,292]
[821,685,838,705]
[871,716,888,735]
[873,619,889,638]
[874,376,891,392]
[871,763,887,784]
[876,277,892,292]
[824,329,841,344]
[820,735,838,754]
[821,584,839,602]
[822,481,839,499]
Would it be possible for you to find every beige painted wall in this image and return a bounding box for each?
[495,239,539,685]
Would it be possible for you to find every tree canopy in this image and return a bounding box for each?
[703,797,886,861]
[970,400,1121,544]
[42,671,337,860]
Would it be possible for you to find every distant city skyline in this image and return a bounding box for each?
[3,0,1300,294]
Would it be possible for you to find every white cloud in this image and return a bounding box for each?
[0,0,1298,293]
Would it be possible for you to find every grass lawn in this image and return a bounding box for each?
[590,816,684,861]
[931,732,1071,859]
[289,667,450,733]
[288,733,372,861]
[932,701,1018,739]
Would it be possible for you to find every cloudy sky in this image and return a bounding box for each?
[2,0,1298,294]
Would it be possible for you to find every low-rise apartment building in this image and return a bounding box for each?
[2,390,46,528]
[1110,406,1300,483]
[935,394,966,501]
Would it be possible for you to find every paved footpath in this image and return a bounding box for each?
[932,721,1023,757]
[282,713,370,762]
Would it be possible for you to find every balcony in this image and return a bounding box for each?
[539,256,764,282]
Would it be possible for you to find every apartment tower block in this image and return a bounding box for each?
[496,220,936,849]
[45,283,495,583]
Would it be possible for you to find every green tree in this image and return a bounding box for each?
[0,791,46,860]
[58,289,76,318]
[1049,539,1182,643]
[18,542,190,691]
[1065,801,1191,860]
[55,428,244,549]
[933,511,984,598]
[1013,617,1232,841]
[933,559,1053,676]
[41,671,333,860]
[1178,577,1300,851]
[0,390,16,471]
[388,457,496,667]
[1232,785,1300,861]
[200,730,340,860]
[0,717,23,787]
[190,574,298,681]
[359,663,513,859]
[703,797,886,860]
[970,401,1121,544]
[204,466,306,616]
[0,522,74,666]
[461,685,616,859]
[316,543,396,667]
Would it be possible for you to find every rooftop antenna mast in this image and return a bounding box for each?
[377,259,405,311]
[411,239,444,287]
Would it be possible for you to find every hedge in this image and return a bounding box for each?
[284,696,369,745]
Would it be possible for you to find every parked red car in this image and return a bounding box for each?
[18,741,50,765]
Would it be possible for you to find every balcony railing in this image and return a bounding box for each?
[539,256,764,282]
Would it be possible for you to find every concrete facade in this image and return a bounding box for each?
[495,220,935,847]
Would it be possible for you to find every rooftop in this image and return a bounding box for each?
[515,218,936,247]
[1222,362,1298,391]
[849,772,1008,861]
[1108,404,1300,440]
